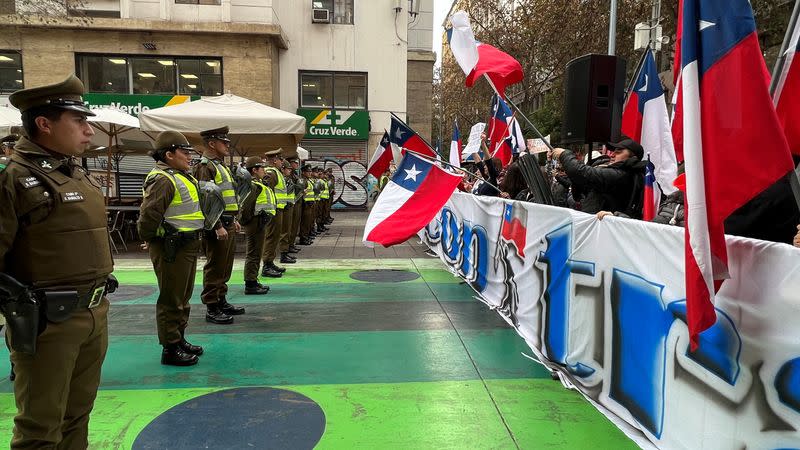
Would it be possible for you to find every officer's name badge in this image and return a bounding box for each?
[62,191,85,202]
[19,177,41,188]
[39,160,53,169]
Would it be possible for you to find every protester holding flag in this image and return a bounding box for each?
[553,137,647,217]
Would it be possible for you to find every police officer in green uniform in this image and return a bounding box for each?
[298,165,316,245]
[238,156,274,294]
[261,149,289,277]
[317,169,331,233]
[324,168,335,224]
[287,158,303,254]
[192,126,245,324]
[0,74,115,448]
[138,131,205,366]
[279,160,297,264]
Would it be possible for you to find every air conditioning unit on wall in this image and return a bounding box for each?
[312,8,330,23]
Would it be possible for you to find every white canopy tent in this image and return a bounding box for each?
[138,94,306,158]
[87,107,156,201]
[0,105,21,137]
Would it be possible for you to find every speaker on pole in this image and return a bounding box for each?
[561,54,627,145]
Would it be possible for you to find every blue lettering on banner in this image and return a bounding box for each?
[427,205,800,445]
[537,223,596,378]
[776,358,800,413]
[436,208,489,292]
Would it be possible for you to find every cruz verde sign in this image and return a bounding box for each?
[297,108,369,140]
[84,93,200,116]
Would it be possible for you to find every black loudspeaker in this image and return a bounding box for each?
[561,54,626,145]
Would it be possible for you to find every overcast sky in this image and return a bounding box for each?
[432,0,453,68]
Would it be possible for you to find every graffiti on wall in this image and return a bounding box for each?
[306,159,369,209]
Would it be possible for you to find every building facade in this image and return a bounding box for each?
[0,0,434,209]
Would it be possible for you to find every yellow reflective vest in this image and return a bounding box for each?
[144,168,205,233]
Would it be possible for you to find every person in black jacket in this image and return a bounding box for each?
[553,138,647,217]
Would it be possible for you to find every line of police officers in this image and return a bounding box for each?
[0,75,336,448]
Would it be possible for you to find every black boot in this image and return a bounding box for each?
[271,262,287,272]
[261,264,283,278]
[205,304,234,324]
[219,296,246,315]
[162,343,199,366]
[9,362,15,382]
[179,338,204,356]
[245,281,270,295]
[280,253,297,264]
[298,238,313,245]
[288,245,300,253]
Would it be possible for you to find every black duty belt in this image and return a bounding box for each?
[176,230,202,240]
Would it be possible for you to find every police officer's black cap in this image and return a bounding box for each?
[264,148,282,158]
[245,156,266,169]
[301,165,312,172]
[200,126,231,143]
[9,74,95,116]
[1,134,19,144]
[607,137,644,160]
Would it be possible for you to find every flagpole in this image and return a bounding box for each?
[402,148,503,193]
[769,0,800,96]
[390,111,438,152]
[481,74,555,152]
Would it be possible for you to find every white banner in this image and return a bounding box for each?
[420,193,800,450]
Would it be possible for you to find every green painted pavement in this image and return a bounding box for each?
[111,267,457,285]
[110,282,475,305]
[0,329,546,393]
[0,380,635,450]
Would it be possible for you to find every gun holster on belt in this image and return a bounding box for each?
[0,273,40,355]
[257,212,273,232]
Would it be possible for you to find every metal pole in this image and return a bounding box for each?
[770,0,800,96]
[481,74,554,151]
[608,0,618,55]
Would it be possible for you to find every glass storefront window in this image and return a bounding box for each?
[76,55,223,95]
[177,59,223,96]
[131,58,176,95]
[77,55,129,94]
[300,73,333,108]
[301,71,366,110]
[334,74,365,109]
[0,51,23,94]
[333,0,353,24]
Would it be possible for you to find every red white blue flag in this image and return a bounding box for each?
[449,119,462,169]
[675,0,794,349]
[366,131,394,179]
[448,11,523,97]
[390,115,436,158]
[488,94,514,167]
[622,49,678,202]
[500,203,527,257]
[363,153,462,247]
[773,13,800,155]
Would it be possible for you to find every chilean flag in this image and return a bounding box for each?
[449,119,462,169]
[675,0,794,350]
[773,14,800,155]
[622,49,678,200]
[448,11,523,96]
[488,94,514,167]
[390,114,436,158]
[367,131,394,179]
[500,203,528,257]
[363,153,462,247]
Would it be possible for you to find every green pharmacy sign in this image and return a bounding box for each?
[298,108,369,140]
[83,93,200,117]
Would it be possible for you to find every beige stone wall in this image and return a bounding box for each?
[406,50,435,144]
[0,23,279,105]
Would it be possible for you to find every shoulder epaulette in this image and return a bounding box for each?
[200,156,210,165]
